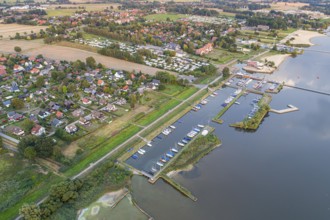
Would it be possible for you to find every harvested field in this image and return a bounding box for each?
[270,2,308,11]
[0,39,175,75]
[0,24,46,39]
[46,3,121,17]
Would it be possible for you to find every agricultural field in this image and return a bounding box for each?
[144,13,188,22]
[0,24,46,40]
[270,2,308,11]
[0,39,171,75]
[46,3,121,17]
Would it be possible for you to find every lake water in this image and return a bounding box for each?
[130,35,330,220]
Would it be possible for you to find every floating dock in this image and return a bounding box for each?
[269,104,299,114]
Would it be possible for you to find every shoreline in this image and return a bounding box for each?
[166,164,194,178]
[262,53,291,69]
[281,29,325,46]
[245,30,326,74]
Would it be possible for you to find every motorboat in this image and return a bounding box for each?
[171,148,179,153]
[131,154,138,159]
[157,161,164,167]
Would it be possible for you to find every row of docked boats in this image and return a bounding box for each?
[222,89,242,107]
[162,125,176,135]
[153,125,205,172]
[154,147,180,169]
[253,80,267,90]
[132,124,177,160]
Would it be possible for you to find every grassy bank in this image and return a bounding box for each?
[63,125,141,177]
[212,91,243,124]
[230,94,272,130]
[135,87,198,127]
[164,132,221,173]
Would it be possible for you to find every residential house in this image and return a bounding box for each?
[30,68,40,74]
[79,117,90,125]
[10,126,25,136]
[11,81,20,92]
[3,100,11,108]
[29,114,39,123]
[195,43,213,55]
[56,111,64,119]
[82,98,91,105]
[13,64,25,73]
[97,79,105,86]
[51,118,63,127]
[104,103,117,112]
[38,110,50,119]
[8,111,23,121]
[91,111,104,120]
[31,124,46,136]
[7,111,16,120]
[257,25,270,31]
[246,61,264,70]
[64,100,73,109]
[72,109,85,117]
[115,98,127,105]
[65,124,78,134]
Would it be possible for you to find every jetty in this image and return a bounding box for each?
[269,104,299,114]
[284,84,330,96]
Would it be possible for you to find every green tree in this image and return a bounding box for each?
[222,67,230,78]
[24,147,37,160]
[22,119,34,132]
[12,98,24,109]
[85,56,96,69]
[62,85,67,94]
[14,46,22,53]
[130,94,136,109]
[36,76,45,88]
[19,204,41,220]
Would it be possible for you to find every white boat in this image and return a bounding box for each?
[162,128,172,135]
[178,142,185,147]
[140,149,146,153]
[234,102,240,105]
[151,167,157,172]
[166,153,173,158]
[170,125,176,129]
[147,142,152,147]
[137,150,144,155]
[171,148,179,153]
[200,100,208,105]
[157,162,164,167]
[198,124,205,128]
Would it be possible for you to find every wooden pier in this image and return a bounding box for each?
[269,104,299,114]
